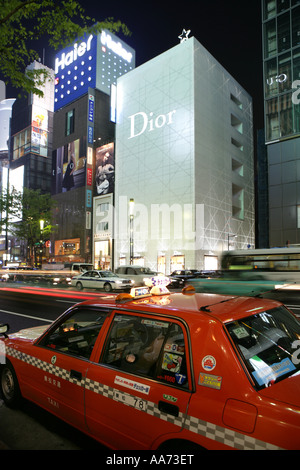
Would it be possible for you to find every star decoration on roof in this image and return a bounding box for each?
[178,29,191,43]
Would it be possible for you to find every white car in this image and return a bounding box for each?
[71,270,134,292]
[115,265,170,287]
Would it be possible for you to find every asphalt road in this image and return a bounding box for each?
[0,281,299,450]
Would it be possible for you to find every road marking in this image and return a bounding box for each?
[0,309,52,323]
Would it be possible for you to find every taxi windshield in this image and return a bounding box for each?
[226,306,300,389]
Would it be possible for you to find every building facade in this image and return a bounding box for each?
[0,81,15,263]
[51,29,135,266]
[6,62,54,264]
[114,37,254,273]
[262,0,300,246]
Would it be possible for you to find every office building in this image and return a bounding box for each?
[262,0,300,246]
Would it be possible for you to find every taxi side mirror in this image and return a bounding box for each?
[0,323,9,338]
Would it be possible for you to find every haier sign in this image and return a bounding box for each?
[54,30,135,111]
[54,33,97,111]
[55,35,94,74]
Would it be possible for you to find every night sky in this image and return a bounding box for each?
[6,0,264,130]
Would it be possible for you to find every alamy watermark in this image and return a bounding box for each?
[96,196,206,250]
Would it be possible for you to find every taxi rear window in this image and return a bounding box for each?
[226,306,300,389]
[101,313,189,389]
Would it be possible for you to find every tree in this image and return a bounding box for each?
[2,187,56,266]
[0,0,130,96]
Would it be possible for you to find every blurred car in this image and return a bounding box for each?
[71,270,134,292]
[1,287,300,450]
[115,265,171,287]
[168,269,202,287]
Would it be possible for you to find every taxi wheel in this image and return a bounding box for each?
[0,361,22,408]
[104,283,112,292]
[76,281,83,290]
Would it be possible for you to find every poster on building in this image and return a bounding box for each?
[31,105,48,155]
[95,142,114,195]
[52,137,86,194]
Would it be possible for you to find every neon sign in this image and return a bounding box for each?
[266,74,288,86]
[55,35,94,73]
[100,30,133,63]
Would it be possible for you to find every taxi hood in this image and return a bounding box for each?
[259,372,300,408]
[10,325,49,342]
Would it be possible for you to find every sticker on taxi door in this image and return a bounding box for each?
[162,353,182,373]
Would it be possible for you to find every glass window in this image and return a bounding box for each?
[292,6,300,46]
[280,92,293,135]
[102,313,189,388]
[266,97,280,140]
[278,53,291,92]
[41,308,108,359]
[278,12,291,53]
[264,19,277,57]
[226,306,300,389]
[277,0,290,13]
[265,58,278,97]
[264,0,277,19]
[65,109,75,136]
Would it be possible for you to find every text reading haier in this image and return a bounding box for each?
[55,35,93,74]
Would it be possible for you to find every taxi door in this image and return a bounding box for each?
[31,306,109,431]
[34,347,89,430]
[84,311,193,449]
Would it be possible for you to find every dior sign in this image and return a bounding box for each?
[128,110,176,139]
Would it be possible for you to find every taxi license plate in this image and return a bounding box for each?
[113,389,147,411]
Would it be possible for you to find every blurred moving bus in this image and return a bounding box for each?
[221,247,300,283]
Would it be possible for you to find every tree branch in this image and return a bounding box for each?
[0,0,39,26]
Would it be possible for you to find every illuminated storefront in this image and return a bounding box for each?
[114,36,254,271]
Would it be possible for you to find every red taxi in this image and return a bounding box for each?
[1,285,300,450]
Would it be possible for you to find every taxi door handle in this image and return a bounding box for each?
[158,400,179,417]
[70,369,82,381]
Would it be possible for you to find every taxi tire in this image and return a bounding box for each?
[0,360,22,408]
[158,439,205,452]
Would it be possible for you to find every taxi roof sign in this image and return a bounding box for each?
[116,285,171,302]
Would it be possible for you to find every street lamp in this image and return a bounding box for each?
[39,220,44,268]
[129,198,134,265]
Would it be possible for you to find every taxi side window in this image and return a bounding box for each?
[101,314,189,388]
[41,308,108,359]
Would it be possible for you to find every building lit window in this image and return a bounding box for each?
[297,205,300,228]
[65,109,75,136]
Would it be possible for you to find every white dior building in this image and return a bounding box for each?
[113,36,254,273]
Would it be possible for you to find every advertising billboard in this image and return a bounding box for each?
[54,30,135,111]
[95,142,114,195]
[52,137,86,194]
[54,33,97,111]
